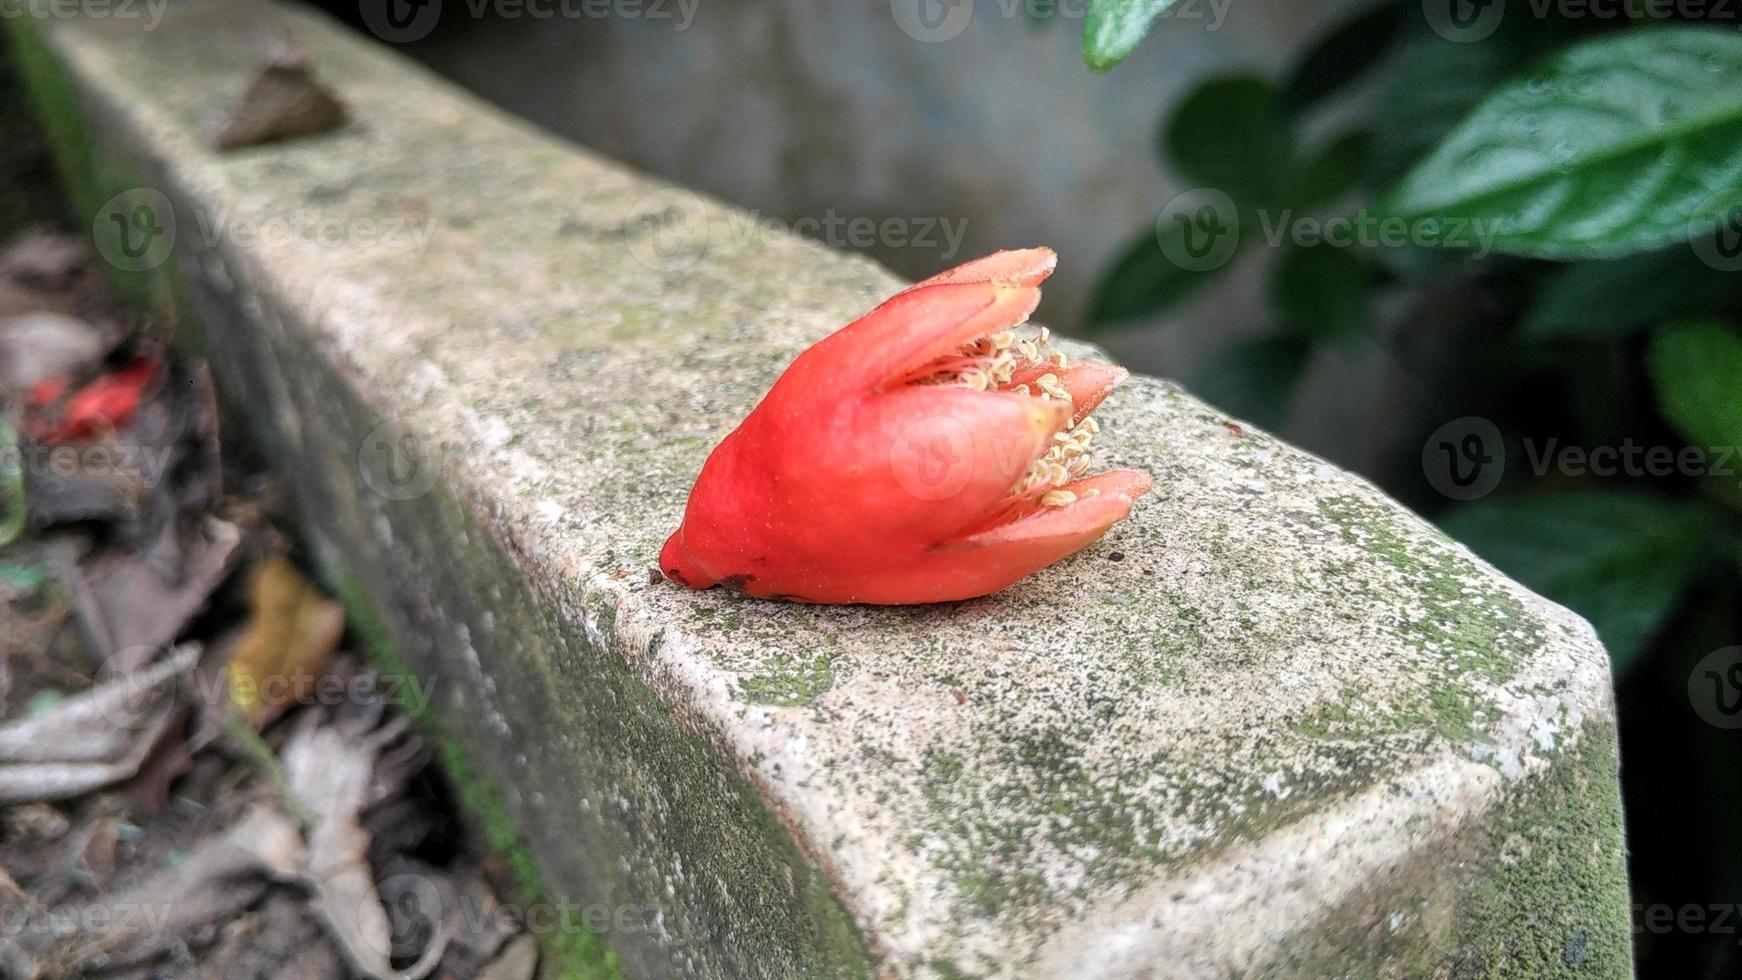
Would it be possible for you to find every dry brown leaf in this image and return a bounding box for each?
[45,803,305,971]
[2,803,70,840]
[198,892,345,980]
[0,312,103,392]
[24,453,151,527]
[226,557,344,728]
[0,231,88,293]
[378,857,518,975]
[477,934,539,980]
[119,702,196,812]
[0,645,197,804]
[213,52,348,151]
[283,714,446,980]
[60,517,241,669]
[77,813,121,880]
[0,864,24,903]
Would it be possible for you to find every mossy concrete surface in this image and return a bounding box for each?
[13,2,1633,976]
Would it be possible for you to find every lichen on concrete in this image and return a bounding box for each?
[12,2,1633,977]
[1271,725,1632,979]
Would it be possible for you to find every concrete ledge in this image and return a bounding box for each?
[12,2,1633,977]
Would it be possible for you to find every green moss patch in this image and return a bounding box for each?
[330,572,625,980]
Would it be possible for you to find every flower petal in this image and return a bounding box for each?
[756,468,1150,604]
[905,247,1057,290]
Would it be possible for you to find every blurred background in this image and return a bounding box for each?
[5,0,1742,975]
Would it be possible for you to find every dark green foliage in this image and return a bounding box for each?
[1089,7,1742,974]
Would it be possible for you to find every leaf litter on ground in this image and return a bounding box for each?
[0,229,543,978]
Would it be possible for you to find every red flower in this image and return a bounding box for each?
[660,248,1151,604]
[25,355,159,444]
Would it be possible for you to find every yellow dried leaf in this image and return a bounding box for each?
[226,558,344,727]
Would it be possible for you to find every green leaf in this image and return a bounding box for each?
[0,415,24,549]
[1384,27,1742,259]
[1367,15,1572,185]
[1648,320,1742,450]
[1271,244,1370,344]
[25,689,64,719]
[1297,129,1372,210]
[0,563,43,592]
[1280,2,1406,118]
[1441,491,1709,672]
[1187,335,1312,431]
[1083,0,1184,72]
[1523,249,1735,342]
[1371,34,1528,188]
[1086,211,1241,327]
[1164,76,1296,209]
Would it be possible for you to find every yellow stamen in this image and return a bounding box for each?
[906,325,1104,503]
